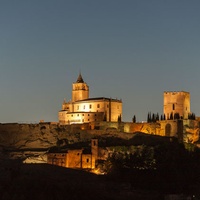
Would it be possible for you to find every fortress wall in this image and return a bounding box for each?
[159,120,178,137]
[0,119,199,152]
[124,122,160,135]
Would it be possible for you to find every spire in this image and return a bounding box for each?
[76,73,84,83]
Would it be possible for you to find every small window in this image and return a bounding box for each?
[77,114,79,116]
[82,114,84,116]
[88,114,90,116]
[86,158,89,163]
[97,104,100,108]
[89,104,92,109]
[71,115,73,117]
[77,106,79,110]
[83,105,85,109]
[77,153,79,156]
[172,104,175,110]
[88,119,90,121]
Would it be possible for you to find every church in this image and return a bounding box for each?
[58,74,122,124]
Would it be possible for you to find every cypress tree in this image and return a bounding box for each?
[170,112,173,120]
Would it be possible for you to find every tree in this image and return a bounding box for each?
[170,112,173,120]
[152,113,155,122]
[156,113,159,121]
[174,113,180,120]
[132,115,136,123]
[118,114,122,122]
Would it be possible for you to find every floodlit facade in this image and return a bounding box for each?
[58,74,122,124]
[47,139,98,169]
[163,91,190,120]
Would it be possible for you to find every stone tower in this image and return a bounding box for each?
[91,139,98,161]
[163,91,190,120]
[72,73,89,102]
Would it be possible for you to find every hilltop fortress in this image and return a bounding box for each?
[56,73,199,144]
[0,73,199,164]
[0,73,199,147]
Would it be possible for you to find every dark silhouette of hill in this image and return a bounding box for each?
[0,162,163,200]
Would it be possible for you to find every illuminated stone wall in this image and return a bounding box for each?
[72,82,89,102]
[163,91,190,119]
[124,120,199,143]
[59,98,122,124]
[47,140,97,169]
[66,149,83,168]
[81,154,95,169]
[47,153,66,167]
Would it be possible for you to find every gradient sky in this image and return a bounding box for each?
[1,0,200,123]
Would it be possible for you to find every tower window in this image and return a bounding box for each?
[86,158,89,163]
[172,104,175,110]
[83,105,85,109]
[89,104,92,109]
[97,104,100,108]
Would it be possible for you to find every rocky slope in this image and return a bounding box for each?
[0,123,134,162]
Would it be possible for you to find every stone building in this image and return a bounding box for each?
[59,74,122,124]
[47,139,98,169]
[124,91,199,143]
[163,91,190,120]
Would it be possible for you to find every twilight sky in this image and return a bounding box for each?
[1,0,200,123]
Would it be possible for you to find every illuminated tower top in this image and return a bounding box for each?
[163,91,190,120]
[72,73,89,102]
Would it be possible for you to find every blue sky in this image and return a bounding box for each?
[0,0,200,123]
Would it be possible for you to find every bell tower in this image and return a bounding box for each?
[72,73,89,102]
